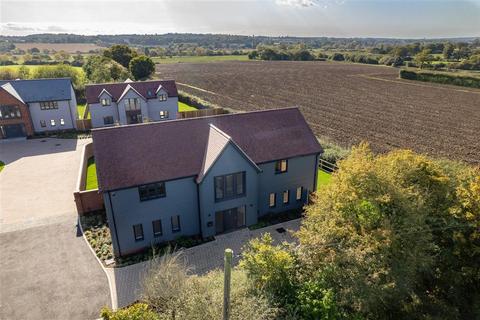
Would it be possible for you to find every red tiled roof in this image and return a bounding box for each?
[92,107,323,191]
[85,80,178,104]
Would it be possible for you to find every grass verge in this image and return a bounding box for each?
[317,169,332,188]
[86,157,98,190]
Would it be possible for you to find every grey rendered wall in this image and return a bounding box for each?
[117,90,148,125]
[69,85,78,128]
[198,143,259,238]
[147,93,178,121]
[29,99,76,132]
[257,154,318,216]
[89,91,120,128]
[105,176,200,256]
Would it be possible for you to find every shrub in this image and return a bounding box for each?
[100,303,159,320]
[318,137,350,164]
[399,69,480,88]
[330,53,345,61]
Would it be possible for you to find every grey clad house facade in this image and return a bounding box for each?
[85,79,179,128]
[0,78,78,138]
[92,108,322,257]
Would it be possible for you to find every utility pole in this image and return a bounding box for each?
[223,248,233,320]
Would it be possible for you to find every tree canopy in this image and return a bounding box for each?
[129,55,155,80]
[103,44,138,68]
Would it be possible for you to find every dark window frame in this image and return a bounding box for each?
[103,116,114,125]
[214,171,246,202]
[283,190,290,205]
[152,220,163,237]
[133,224,144,241]
[138,182,166,201]
[158,93,168,101]
[0,105,22,120]
[40,101,59,110]
[40,120,46,128]
[275,159,288,174]
[101,98,111,106]
[159,110,169,119]
[171,215,181,233]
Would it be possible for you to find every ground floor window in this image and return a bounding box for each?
[60,118,65,126]
[160,110,169,119]
[283,190,290,204]
[133,224,144,241]
[171,215,181,232]
[103,116,114,125]
[152,219,162,237]
[40,120,46,128]
[296,187,303,201]
[269,193,276,208]
[50,119,56,126]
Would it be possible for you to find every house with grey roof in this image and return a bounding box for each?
[85,79,178,128]
[92,107,322,257]
[0,78,78,138]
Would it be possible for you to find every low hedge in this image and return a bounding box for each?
[399,69,480,88]
[178,90,221,110]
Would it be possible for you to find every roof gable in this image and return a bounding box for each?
[1,83,25,104]
[0,78,73,103]
[85,80,178,104]
[117,84,146,102]
[196,125,260,183]
[92,108,323,191]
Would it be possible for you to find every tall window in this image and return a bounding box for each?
[40,101,58,110]
[275,159,288,173]
[158,93,168,101]
[152,220,162,237]
[0,105,21,119]
[103,116,114,125]
[269,193,276,208]
[214,172,246,201]
[159,110,169,119]
[138,182,166,201]
[101,98,111,106]
[296,187,303,201]
[283,190,290,204]
[60,118,65,126]
[133,224,144,241]
[125,98,140,111]
[171,215,181,232]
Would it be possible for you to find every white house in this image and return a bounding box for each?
[85,79,179,128]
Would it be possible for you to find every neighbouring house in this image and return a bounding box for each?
[85,79,179,128]
[92,107,322,257]
[0,78,78,138]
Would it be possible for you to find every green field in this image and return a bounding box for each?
[178,101,197,112]
[153,55,249,64]
[317,169,332,188]
[85,157,98,190]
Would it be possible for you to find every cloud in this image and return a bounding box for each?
[276,0,317,7]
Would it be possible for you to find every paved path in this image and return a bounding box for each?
[0,138,111,319]
[106,219,301,308]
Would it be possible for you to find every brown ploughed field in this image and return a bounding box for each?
[157,61,480,164]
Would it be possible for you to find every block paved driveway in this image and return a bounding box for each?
[0,138,110,319]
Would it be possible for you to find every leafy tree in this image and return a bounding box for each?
[297,143,480,319]
[443,43,455,59]
[330,53,345,61]
[103,44,138,68]
[414,49,433,68]
[129,55,155,80]
[100,303,159,320]
[83,55,130,83]
[32,64,87,102]
[248,50,258,60]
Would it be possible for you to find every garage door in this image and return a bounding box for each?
[1,124,26,139]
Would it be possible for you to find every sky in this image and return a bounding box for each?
[1,0,479,38]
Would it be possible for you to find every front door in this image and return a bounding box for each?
[126,111,142,124]
[215,206,246,234]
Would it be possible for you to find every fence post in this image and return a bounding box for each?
[223,248,233,320]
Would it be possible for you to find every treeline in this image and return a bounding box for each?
[400,69,480,88]
[2,33,478,50]
[248,44,316,61]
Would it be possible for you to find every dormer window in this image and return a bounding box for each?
[158,93,168,101]
[101,98,111,106]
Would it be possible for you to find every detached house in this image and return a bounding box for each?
[0,78,77,139]
[85,79,178,128]
[92,107,322,257]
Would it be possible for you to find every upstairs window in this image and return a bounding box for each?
[159,110,169,119]
[0,105,21,119]
[101,98,111,106]
[138,182,166,201]
[125,98,140,111]
[40,101,58,110]
[158,93,168,101]
[275,159,288,174]
[214,172,246,202]
[133,224,144,241]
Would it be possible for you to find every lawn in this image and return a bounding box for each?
[85,157,98,190]
[153,55,249,64]
[178,101,197,112]
[77,104,88,119]
[317,169,332,188]
[0,161,4,173]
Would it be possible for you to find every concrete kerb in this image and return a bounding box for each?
[77,216,117,310]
